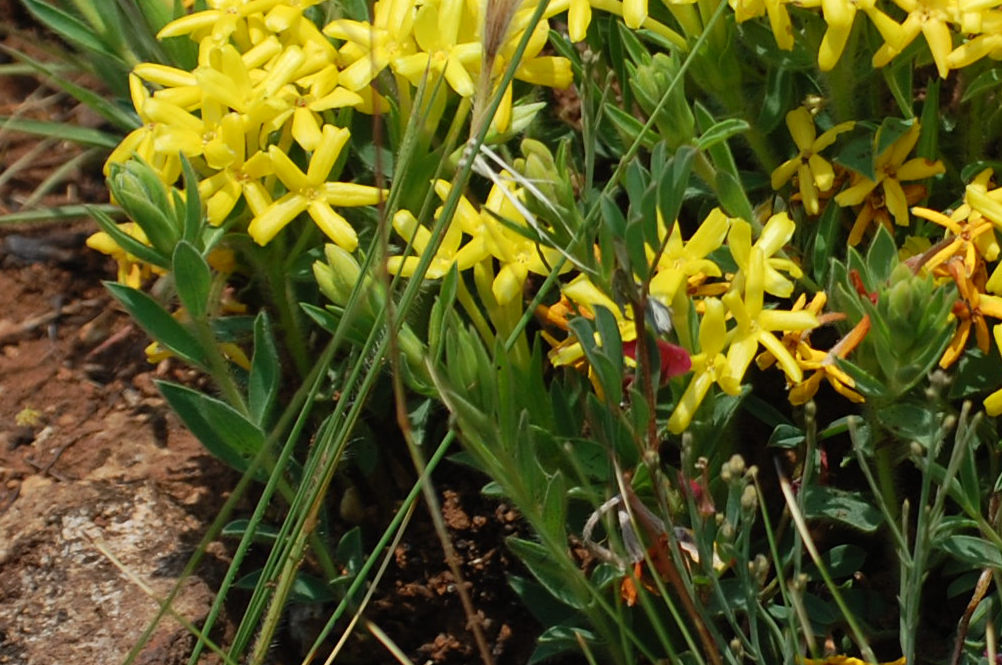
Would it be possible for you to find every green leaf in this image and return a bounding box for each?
[874,117,915,157]
[105,282,207,368]
[506,537,586,609]
[962,67,1002,103]
[834,131,877,181]
[88,204,168,268]
[768,424,804,448]
[713,169,755,222]
[802,485,883,532]
[335,526,365,575]
[0,203,119,225]
[179,156,204,244]
[171,241,212,319]
[0,115,119,148]
[865,225,898,284]
[529,625,596,665]
[221,519,280,544]
[917,80,939,160]
[757,66,792,134]
[657,145,696,226]
[604,105,658,150]
[541,472,568,542]
[21,0,129,66]
[835,358,889,400]
[158,380,266,474]
[0,45,137,130]
[882,61,914,118]
[815,544,866,580]
[939,535,1002,569]
[695,119,750,152]
[234,570,335,603]
[507,575,577,626]
[248,312,280,428]
[599,192,627,238]
[875,401,937,446]
[811,196,842,283]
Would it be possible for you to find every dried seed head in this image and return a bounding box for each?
[482,0,520,63]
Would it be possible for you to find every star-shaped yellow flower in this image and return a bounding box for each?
[834,123,944,244]
[771,108,854,215]
[248,125,385,248]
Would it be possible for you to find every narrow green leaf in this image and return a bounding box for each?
[248,312,280,427]
[157,380,265,474]
[0,203,118,225]
[599,192,626,238]
[802,485,883,532]
[758,66,792,133]
[21,0,129,66]
[768,423,805,448]
[811,196,842,283]
[87,204,168,267]
[962,67,1002,103]
[106,282,207,368]
[506,537,586,609]
[0,115,119,148]
[180,156,205,245]
[221,519,280,544]
[172,241,212,319]
[234,570,335,603]
[541,472,568,542]
[865,225,898,283]
[918,80,940,161]
[657,145,696,226]
[695,118,750,151]
[0,45,137,130]
[874,117,915,158]
[939,535,1002,569]
[604,105,658,150]
[714,169,755,222]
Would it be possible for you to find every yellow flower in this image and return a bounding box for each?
[86,223,163,288]
[324,0,417,91]
[939,258,1002,368]
[385,206,487,278]
[648,208,730,304]
[910,204,997,277]
[834,122,944,244]
[719,257,818,394]
[815,0,903,71]
[248,124,385,248]
[729,0,796,50]
[196,113,276,225]
[391,0,482,97]
[548,275,638,369]
[728,213,803,298]
[802,656,906,665]
[872,0,955,78]
[788,313,869,405]
[984,324,1002,416]
[105,74,181,184]
[667,296,730,434]
[771,108,854,215]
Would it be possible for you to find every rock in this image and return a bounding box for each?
[0,477,218,665]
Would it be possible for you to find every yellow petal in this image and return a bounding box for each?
[248,192,306,245]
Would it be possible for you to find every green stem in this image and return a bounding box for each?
[192,318,248,416]
[875,444,901,524]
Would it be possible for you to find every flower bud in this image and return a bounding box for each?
[629,53,695,149]
[740,484,758,513]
